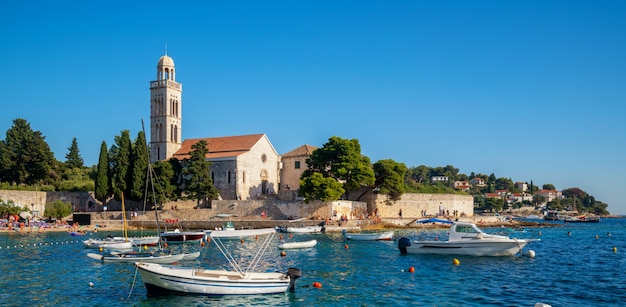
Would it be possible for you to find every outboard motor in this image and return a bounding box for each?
[286,267,302,292]
[398,237,411,255]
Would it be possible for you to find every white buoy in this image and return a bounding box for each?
[534,303,551,307]
[526,250,536,259]
[89,282,94,287]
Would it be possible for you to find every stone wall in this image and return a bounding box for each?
[365,193,474,218]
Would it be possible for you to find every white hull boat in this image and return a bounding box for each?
[284,226,324,234]
[83,238,133,250]
[398,222,533,256]
[136,228,302,296]
[342,230,394,241]
[278,239,317,250]
[87,251,185,264]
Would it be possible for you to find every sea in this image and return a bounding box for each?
[1,218,625,307]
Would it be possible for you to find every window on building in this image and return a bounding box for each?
[295,161,301,169]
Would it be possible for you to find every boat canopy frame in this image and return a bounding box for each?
[209,228,277,279]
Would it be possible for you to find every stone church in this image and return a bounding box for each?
[148,54,304,201]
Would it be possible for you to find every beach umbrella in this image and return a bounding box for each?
[19,211,32,219]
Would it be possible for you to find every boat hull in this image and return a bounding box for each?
[344,231,394,241]
[403,240,529,256]
[87,252,185,264]
[278,239,317,249]
[160,232,205,243]
[284,226,323,234]
[136,263,290,295]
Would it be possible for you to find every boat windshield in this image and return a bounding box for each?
[456,225,480,234]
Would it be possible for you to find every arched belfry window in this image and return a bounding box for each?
[174,125,178,142]
[228,170,231,183]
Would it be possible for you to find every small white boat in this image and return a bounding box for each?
[342,230,394,241]
[87,251,185,264]
[83,238,133,250]
[136,228,302,295]
[131,236,160,246]
[278,239,317,250]
[398,221,533,256]
[283,226,324,234]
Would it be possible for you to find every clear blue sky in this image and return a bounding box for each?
[3,1,625,214]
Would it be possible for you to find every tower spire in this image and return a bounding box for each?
[165,43,168,55]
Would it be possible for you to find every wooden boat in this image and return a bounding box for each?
[398,221,533,256]
[136,228,302,295]
[278,239,317,249]
[342,230,394,241]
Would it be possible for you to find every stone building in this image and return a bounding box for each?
[279,144,316,191]
[171,134,281,201]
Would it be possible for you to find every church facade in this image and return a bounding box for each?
[149,54,284,200]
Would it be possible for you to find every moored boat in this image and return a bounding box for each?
[342,230,394,241]
[398,221,534,256]
[278,239,317,249]
[160,229,205,243]
[136,228,302,295]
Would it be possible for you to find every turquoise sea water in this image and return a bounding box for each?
[1,218,625,307]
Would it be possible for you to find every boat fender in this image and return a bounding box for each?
[398,237,411,255]
[287,267,302,292]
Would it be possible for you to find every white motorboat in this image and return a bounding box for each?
[278,239,317,250]
[87,251,185,264]
[342,230,394,241]
[398,221,533,256]
[136,228,302,295]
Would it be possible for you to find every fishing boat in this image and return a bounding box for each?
[398,221,533,256]
[136,228,302,295]
[278,239,317,250]
[342,230,394,241]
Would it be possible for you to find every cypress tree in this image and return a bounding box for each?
[95,141,109,203]
[130,131,149,201]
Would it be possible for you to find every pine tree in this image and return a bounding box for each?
[95,141,110,203]
[111,130,132,201]
[65,137,84,168]
[183,140,218,208]
[0,118,55,184]
[130,131,149,201]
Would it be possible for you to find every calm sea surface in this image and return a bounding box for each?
[1,218,625,307]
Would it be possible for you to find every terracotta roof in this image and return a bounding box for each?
[172,134,265,160]
[282,144,317,157]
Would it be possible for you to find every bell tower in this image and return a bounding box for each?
[150,53,182,163]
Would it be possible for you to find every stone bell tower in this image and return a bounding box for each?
[149,53,182,163]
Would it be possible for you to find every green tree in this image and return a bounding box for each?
[110,131,132,201]
[373,159,407,200]
[542,184,556,190]
[129,131,149,201]
[150,159,178,206]
[299,172,345,202]
[0,118,56,185]
[95,141,110,203]
[0,199,27,216]
[44,200,73,220]
[302,136,375,200]
[532,194,546,209]
[65,137,84,168]
[183,140,218,207]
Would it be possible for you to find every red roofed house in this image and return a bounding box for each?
[149,54,280,200]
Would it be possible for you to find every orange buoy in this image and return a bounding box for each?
[164,242,168,248]
[240,239,244,243]
[255,235,258,240]
[201,241,205,247]
[280,251,287,257]
[312,282,322,288]
[289,234,293,239]
[279,235,283,240]
[344,244,349,249]
[408,266,415,273]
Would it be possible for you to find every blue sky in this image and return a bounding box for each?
[3,1,625,214]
